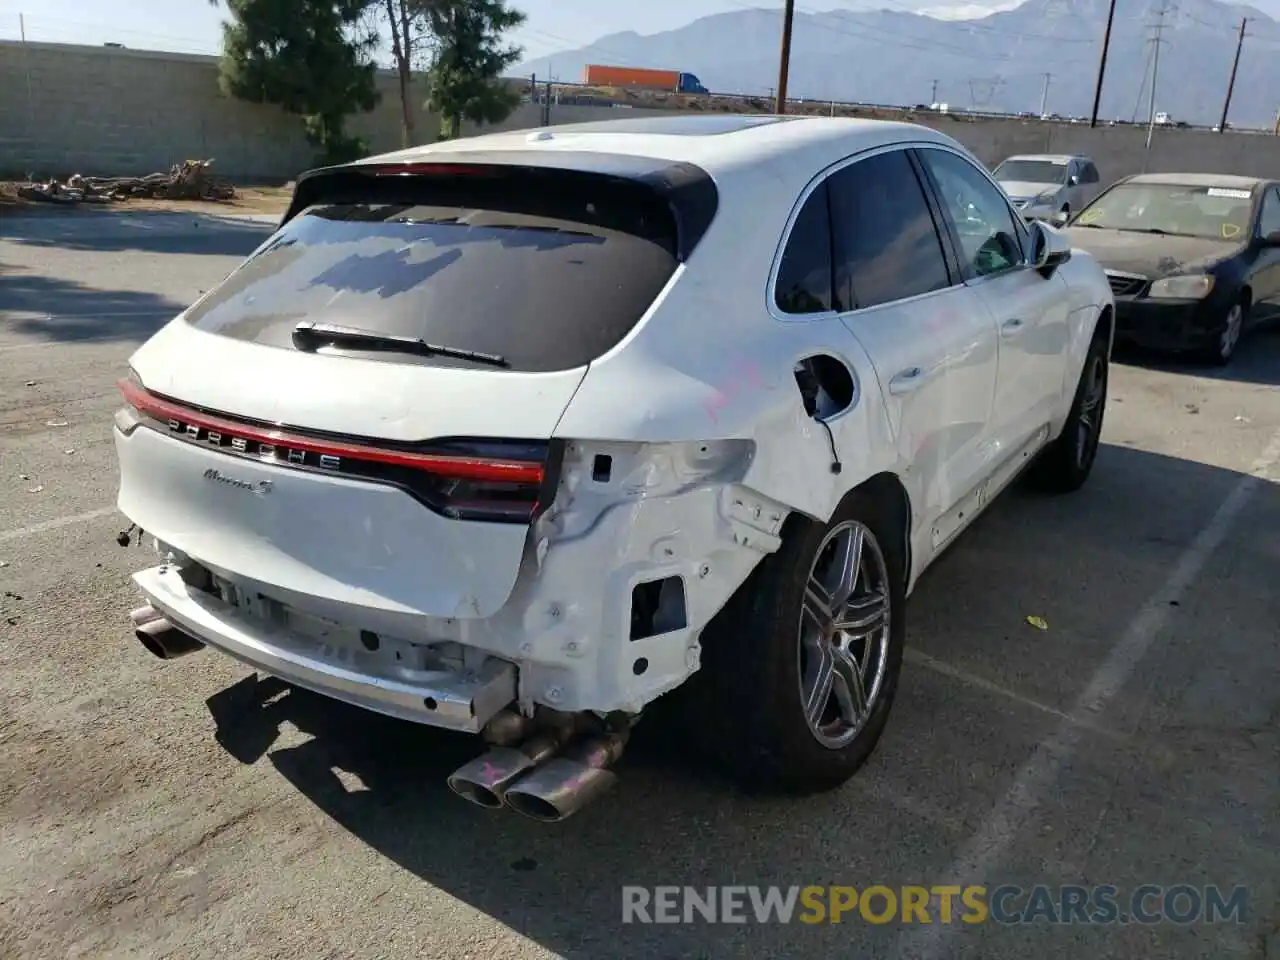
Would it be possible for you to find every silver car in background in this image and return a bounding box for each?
[993,154,1102,222]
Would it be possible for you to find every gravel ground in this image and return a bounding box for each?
[1,212,1278,960]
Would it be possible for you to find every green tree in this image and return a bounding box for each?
[424,0,526,140]
[375,0,435,147]
[211,0,381,164]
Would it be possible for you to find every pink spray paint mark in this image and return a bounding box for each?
[704,357,776,423]
[480,760,504,785]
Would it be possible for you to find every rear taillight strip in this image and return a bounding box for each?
[116,378,544,484]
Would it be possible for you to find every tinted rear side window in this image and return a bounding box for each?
[827,151,952,309]
[184,179,681,373]
[775,181,835,314]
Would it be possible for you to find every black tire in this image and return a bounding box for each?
[1197,296,1248,367]
[1029,324,1109,493]
[683,486,907,793]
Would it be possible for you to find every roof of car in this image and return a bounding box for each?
[1122,172,1270,190]
[1002,154,1091,163]
[353,114,965,180]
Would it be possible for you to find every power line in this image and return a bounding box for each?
[1218,17,1247,132]
[776,0,796,113]
[1143,0,1174,162]
[1088,0,1116,127]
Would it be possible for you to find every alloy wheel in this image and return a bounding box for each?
[1219,303,1244,360]
[1075,353,1106,468]
[797,520,892,749]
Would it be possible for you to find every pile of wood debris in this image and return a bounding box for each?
[16,159,236,205]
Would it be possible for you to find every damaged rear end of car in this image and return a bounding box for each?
[113,147,778,821]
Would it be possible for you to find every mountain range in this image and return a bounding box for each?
[516,0,1280,128]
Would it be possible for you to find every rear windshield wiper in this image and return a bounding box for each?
[291,321,509,368]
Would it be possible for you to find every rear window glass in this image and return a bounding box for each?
[184,185,680,373]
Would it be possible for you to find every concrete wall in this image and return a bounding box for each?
[3,39,1280,185]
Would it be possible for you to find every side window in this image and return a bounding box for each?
[918,148,1026,279]
[1258,188,1280,237]
[826,150,952,310]
[775,181,834,315]
[1081,162,1100,184]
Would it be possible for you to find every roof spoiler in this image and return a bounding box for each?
[276,151,720,262]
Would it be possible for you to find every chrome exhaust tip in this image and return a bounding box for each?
[135,616,205,660]
[446,732,567,810]
[503,731,628,824]
[129,605,164,628]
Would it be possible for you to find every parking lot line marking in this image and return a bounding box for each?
[0,507,118,544]
[905,648,1123,740]
[896,428,1280,959]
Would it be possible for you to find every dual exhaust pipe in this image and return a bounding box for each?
[130,605,205,659]
[129,606,625,822]
[447,714,629,823]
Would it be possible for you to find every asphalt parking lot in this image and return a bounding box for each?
[2,211,1278,960]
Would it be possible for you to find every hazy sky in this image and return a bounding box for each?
[0,0,760,60]
[2,0,1276,61]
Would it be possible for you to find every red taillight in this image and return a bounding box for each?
[115,377,544,486]
[115,377,560,524]
[370,163,496,178]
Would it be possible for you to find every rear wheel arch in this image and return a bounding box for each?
[1094,304,1114,349]
[850,472,912,591]
[772,471,911,587]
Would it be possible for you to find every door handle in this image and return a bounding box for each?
[888,366,929,395]
[1000,317,1025,337]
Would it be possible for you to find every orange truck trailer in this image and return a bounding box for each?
[582,64,709,94]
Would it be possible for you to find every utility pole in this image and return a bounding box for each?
[775,0,796,114]
[930,79,939,103]
[1039,73,1051,117]
[1089,0,1117,127]
[1218,17,1246,133]
[1143,1,1170,161]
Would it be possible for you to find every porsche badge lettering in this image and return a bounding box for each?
[167,417,341,471]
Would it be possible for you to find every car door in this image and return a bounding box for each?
[1253,186,1280,321]
[913,144,1071,465]
[824,147,1000,553]
[1063,160,1084,212]
[1078,160,1102,210]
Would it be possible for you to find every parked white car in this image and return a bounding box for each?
[993,153,1102,222]
[113,114,1114,822]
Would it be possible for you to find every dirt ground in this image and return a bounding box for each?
[0,183,292,218]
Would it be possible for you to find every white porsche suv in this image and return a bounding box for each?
[114,115,1114,822]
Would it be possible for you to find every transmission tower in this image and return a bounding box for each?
[967,76,1004,108]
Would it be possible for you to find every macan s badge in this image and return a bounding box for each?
[202,468,274,495]
[166,416,342,471]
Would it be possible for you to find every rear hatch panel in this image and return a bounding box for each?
[118,155,716,621]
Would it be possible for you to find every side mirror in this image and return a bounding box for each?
[1051,210,1070,228]
[1068,175,1080,186]
[1029,221,1072,277]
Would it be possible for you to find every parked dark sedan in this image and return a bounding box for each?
[1059,173,1280,365]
